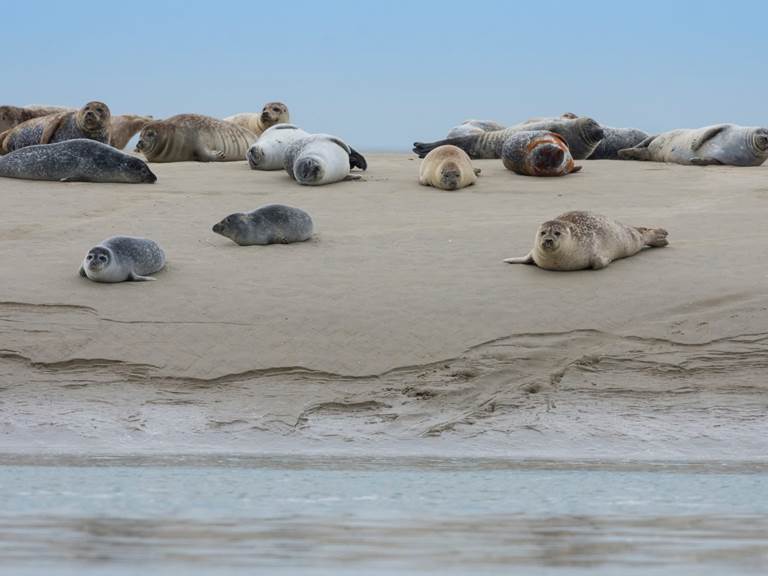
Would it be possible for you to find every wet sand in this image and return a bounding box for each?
[1,156,767,459]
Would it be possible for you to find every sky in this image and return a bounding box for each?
[4,0,766,150]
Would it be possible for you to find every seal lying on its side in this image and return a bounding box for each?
[247,124,310,170]
[414,117,604,160]
[136,114,256,162]
[0,105,73,133]
[212,204,314,245]
[587,127,649,160]
[284,134,367,186]
[446,120,506,139]
[225,102,290,136]
[503,211,668,271]
[0,101,111,154]
[618,124,768,166]
[109,115,154,150]
[419,145,479,190]
[501,131,581,176]
[0,139,156,183]
[79,236,166,282]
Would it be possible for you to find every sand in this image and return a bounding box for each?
[1,156,767,459]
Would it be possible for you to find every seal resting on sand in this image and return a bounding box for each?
[212,204,313,245]
[79,236,166,282]
[419,145,479,190]
[501,131,581,176]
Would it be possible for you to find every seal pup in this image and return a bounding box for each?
[109,114,154,150]
[246,123,310,170]
[79,236,166,282]
[501,131,581,176]
[419,145,479,190]
[0,105,72,133]
[618,124,768,166]
[587,127,649,160]
[284,134,367,186]
[0,101,111,154]
[503,211,668,271]
[446,120,506,139]
[136,114,257,162]
[0,139,156,183]
[225,102,290,136]
[212,204,313,245]
[414,117,604,160]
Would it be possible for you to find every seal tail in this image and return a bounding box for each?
[413,136,474,159]
[637,227,669,248]
[349,147,367,171]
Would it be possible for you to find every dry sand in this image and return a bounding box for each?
[1,156,766,459]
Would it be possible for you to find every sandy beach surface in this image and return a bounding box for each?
[1,155,767,460]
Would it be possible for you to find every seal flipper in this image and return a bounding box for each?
[691,125,728,151]
[618,137,654,161]
[349,147,367,171]
[413,136,474,159]
[40,112,69,145]
[79,265,86,278]
[129,272,156,281]
[503,253,535,265]
[690,157,724,166]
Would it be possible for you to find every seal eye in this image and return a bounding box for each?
[98,255,107,262]
[86,254,93,260]
[541,231,546,236]
[554,231,561,237]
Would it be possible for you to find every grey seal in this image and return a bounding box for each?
[414,117,604,160]
[446,119,506,139]
[225,102,290,136]
[504,211,668,271]
[212,204,313,245]
[79,236,166,282]
[246,123,310,170]
[0,139,156,183]
[587,127,649,160]
[284,134,367,185]
[617,124,768,166]
[501,131,581,176]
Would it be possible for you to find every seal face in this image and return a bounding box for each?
[212,204,313,245]
[618,124,768,166]
[501,131,581,176]
[0,139,156,183]
[503,211,669,271]
[224,102,290,136]
[284,134,367,186]
[419,145,478,190]
[247,124,310,170]
[79,236,166,282]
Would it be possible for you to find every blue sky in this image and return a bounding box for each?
[4,0,765,150]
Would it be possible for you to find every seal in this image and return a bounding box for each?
[617,124,768,166]
[587,127,649,160]
[503,211,668,271]
[79,236,166,282]
[0,101,111,154]
[501,131,581,176]
[109,114,154,150]
[419,145,479,190]
[247,123,310,170]
[520,112,578,124]
[414,117,604,160]
[224,102,290,136]
[212,204,314,245]
[136,114,256,162]
[0,139,156,183]
[0,105,72,133]
[446,119,506,139]
[284,134,367,186]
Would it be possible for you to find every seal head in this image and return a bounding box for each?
[260,102,289,129]
[83,246,113,278]
[212,213,249,243]
[77,101,111,136]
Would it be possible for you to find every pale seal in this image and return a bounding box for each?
[587,127,649,160]
[246,123,309,170]
[419,145,479,190]
[501,131,581,176]
[617,124,768,166]
[284,134,367,186]
[212,204,313,245]
[109,114,154,150]
[0,101,111,154]
[135,114,256,162]
[0,105,72,133]
[503,211,668,271]
[0,139,156,183]
[446,120,506,139]
[414,117,604,160]
[79,236,166,282]
[224,102,290,136]
[520,112,579,125]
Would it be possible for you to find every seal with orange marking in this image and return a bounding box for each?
[501,130,581,177]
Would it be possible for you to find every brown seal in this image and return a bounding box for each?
[224,102,290,136]
[501,131,581,176]
[109,115,154,150]
[419,145,480,190]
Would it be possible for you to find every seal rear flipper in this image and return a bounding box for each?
[503,253,535,265]
[689,157,724,166]
[343,174,363,181]
[617,147,652,161]
[473,168,482,176]
[569,164,583,173]
[349,147,367,171]
[79,266,86,278]
[129,272,156,281]
[413,136,475,159]
[691,125,728,151]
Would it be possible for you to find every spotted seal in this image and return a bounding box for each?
[225,102,290,136]
[284,134,367,185]
[587,127,649,160]
[246,123,310,170]
[501,131,581,176]
[136,114,256,162]
[0,139,156,183]
[0,105,71,133]
[79,236,166,282]
[0,101,111,154]
[212,204,313,245]
[419,145,479,190]
[414,117,604,160]
[617,124,768,166]
[503,211,668,271]
[109,115,154,150]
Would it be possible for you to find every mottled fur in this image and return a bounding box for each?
[212,204,314,245]
[588,127,649,160]
[446,119,506,139]
[0,105,71,133]
[501,131,581,176]
[79,236,166,282]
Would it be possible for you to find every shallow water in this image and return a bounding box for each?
[0,456,766,575]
